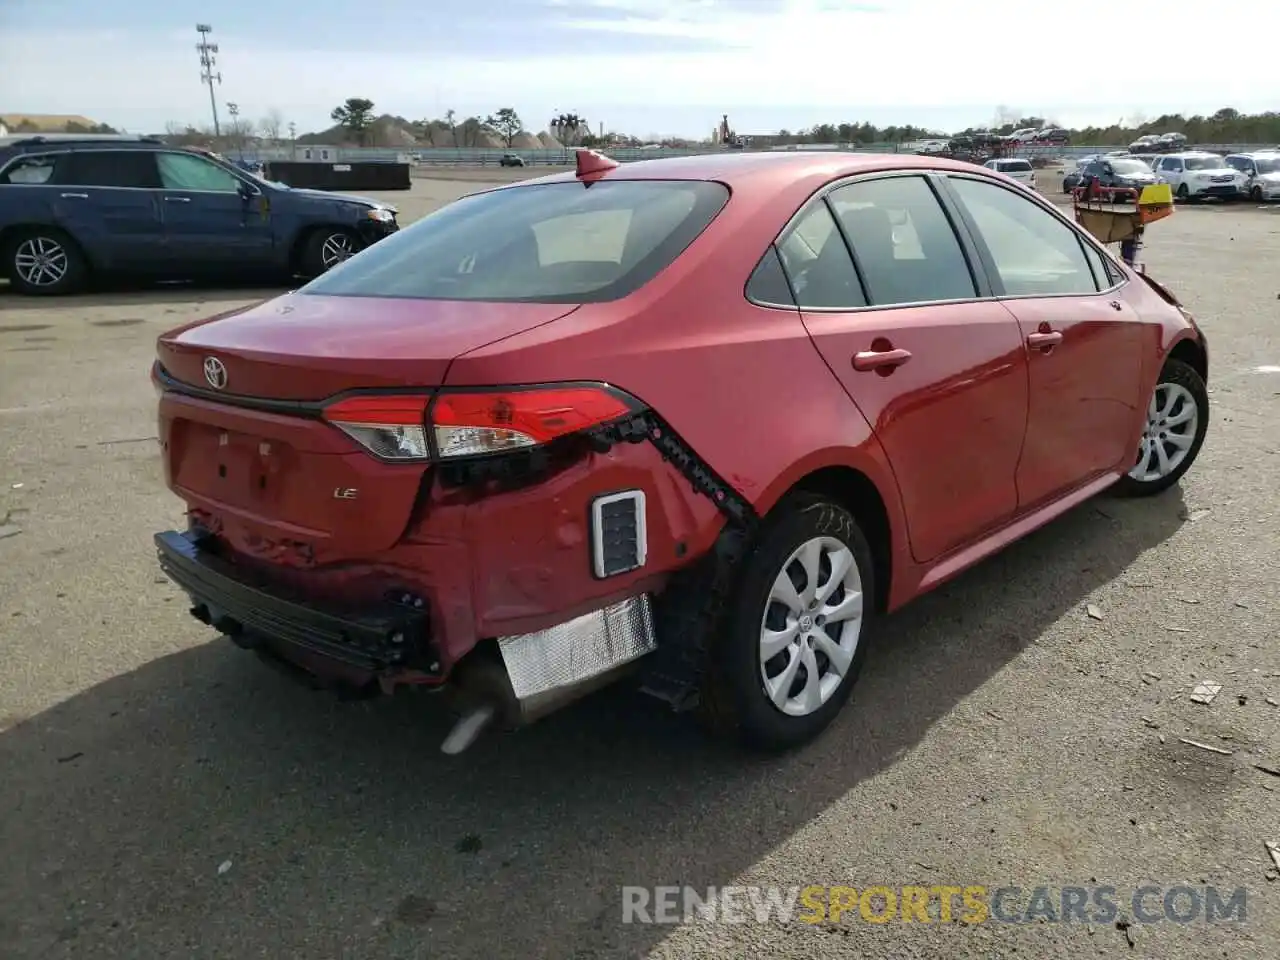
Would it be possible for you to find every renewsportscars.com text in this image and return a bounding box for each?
[621,884,1248,925]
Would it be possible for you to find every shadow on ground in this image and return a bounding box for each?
[0,488,1186,960]
[0,277,292,311]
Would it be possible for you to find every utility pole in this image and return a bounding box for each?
[196,24,222,138]
[288,121,297,160]
[227,102,242,160]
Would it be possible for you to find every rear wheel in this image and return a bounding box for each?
[301,228,360,277]
[5,228,87,295]
[1112,358,1208,497]
[701,494,875,751]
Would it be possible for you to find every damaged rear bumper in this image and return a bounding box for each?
[155,527,660,749]
[155,529,436,675]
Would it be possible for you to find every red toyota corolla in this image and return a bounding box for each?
[152,150,1209,754]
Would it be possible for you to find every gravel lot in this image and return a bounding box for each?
[1,175,1279,960]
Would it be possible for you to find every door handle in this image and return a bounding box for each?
[1109,300,1123,311]
[59,192,88,199]
[1026,331,1063,348]
[852,347,912,372]
[164,196,191,203]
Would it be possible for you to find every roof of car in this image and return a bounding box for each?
[517,150,991,189]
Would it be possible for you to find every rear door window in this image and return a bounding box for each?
[775,203,866,309]
[302,180,729,303]
[827,175,977,306]
[60,150,162,188]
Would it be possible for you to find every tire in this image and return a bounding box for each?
[300,228,361,277]
[1112,358,1208,498]
[1175,183,1189,201]
[701,493,875,751]
[1251,186,1264,202]
[5,228,88,295]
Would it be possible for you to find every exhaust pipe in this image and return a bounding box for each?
[437,648,645,755]
[441,704,496,755]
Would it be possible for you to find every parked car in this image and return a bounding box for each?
[1128,135,1162,152]
[1060,155,1106,192]
[1032,128,1070,145]
[1222,152,1280,201]
[1156,132,1188,151]
[151,150,1210,755]
[0,134,399,295]
[982,157,1036,189]
[499,153,527,168]
[1151,152,1246,200]
[1063,156,1161,196]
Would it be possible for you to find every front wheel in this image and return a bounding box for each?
[1251,186,1264,202]
[1175,183,1190,201]
[1112,357,1208,497]
[701,494,875,751]
[301,228,360,277]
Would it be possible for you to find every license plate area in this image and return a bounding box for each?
[175,420,301,512]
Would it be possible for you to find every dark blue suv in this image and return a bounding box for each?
[0,135,399,295]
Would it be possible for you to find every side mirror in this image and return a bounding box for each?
[238,182,261,200]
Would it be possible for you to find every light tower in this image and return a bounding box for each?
[196,24,223,137]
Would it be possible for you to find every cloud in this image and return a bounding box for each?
[1,0,1278,136]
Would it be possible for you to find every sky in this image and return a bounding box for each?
[2,0,1278,139]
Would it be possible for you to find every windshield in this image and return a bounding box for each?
[1183,156,1226,171]
[1255,157,1280,174]
[301,180,730,303]
[998,160,1031,171]
[1110,159,1151,175]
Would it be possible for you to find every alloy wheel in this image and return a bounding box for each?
[319,233,356,269]
[14,236,68,288]
[759,536,864,717]
[1129,382,1199,483]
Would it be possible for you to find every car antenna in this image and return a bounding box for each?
[575,147,618,184]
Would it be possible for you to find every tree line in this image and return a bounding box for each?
[6,119,118,135]
[151,102,1280,154]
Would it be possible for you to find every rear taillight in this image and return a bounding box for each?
[320,384,640,462]
[322,394,432,461]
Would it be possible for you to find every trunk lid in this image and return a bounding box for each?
[158,292,580,400]
[157,293,580,563]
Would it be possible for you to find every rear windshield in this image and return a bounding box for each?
[997,160,1032,172]
[301,179,729,303]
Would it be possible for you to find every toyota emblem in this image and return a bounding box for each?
[203,356,228,390]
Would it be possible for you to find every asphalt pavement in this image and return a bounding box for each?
[1,177,1278,960]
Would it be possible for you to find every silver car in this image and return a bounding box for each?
[1224,152,1280,201]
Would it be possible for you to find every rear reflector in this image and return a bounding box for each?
[319,384,639,462]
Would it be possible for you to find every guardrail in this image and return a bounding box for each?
[233,142,1279,167]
